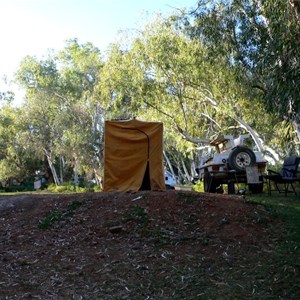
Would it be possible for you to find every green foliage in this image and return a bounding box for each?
[0,104,42,180]
[12,39,106,185]
[67,200,83,211]
[46,183,89,193]
[38,200,83,229]
[192,180,204,193]
[15,54,59,90]
[176,192,198,204]
[2,6,298,186]
[190,0,300,147]
[247,194,300,284]
[38,210,62,229]
[125,206,150,227]
[103,17,281,163]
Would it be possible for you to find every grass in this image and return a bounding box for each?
[248,193,300,238]
[125,206,150,227]
[176,188,300,298]
[38,210,63,229]
[250,193,300,254]
[38,200,83,229]
[176,191,198,203]
[246,192,300,298]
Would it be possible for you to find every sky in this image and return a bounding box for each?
[0,0,197,104]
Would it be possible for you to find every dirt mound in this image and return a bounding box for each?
[0,191,284,299]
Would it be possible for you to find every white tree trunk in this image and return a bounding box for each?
[44,149,60,186]
[59,155,64,184]
[181,158,191,183]
[234,115,280,163]
[163,151,176,178]
[93,168,103,189]
[292,120,300,152]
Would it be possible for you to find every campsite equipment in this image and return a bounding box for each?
[103,119,165,192]
[196,134,267,194]
[264,156,300,196]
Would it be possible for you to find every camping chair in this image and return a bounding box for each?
[264,156,300,196]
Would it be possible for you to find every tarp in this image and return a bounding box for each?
[103,119,165,192]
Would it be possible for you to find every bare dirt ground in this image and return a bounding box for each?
[0,190,297,299]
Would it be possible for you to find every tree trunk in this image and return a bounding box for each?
[292,120,300,152]
[181,158,191,184]
[44,149,60,186]
[234,115,280,164]
[93,168,103,189]
[163,151,177,178]
[59,155,64,184]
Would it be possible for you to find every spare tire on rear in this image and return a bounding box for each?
[228,146,256,172]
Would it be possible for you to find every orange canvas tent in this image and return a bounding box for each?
[103,119,166,192]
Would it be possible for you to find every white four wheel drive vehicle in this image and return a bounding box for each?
[197,134,267,194]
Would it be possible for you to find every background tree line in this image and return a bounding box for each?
[0,0,299,188]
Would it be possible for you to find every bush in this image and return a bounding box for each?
[193,179,204,192]
[46,182,100,193]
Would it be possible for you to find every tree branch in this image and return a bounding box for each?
[143,99,210,144]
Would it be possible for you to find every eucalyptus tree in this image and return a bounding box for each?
[15,55,62,184]
[102,19,278,180]
[0,104,41,182]
[56,39,105,183]
[189,0,300,154]
[102,23,215,142]
[99,44,143,120]
[15,40,105,185]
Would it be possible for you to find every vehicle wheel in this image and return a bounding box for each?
[248,183,264,194]
[204,172,217,193]
[228,146,256,172]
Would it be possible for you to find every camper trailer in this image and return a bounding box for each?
[197,134,267,193]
